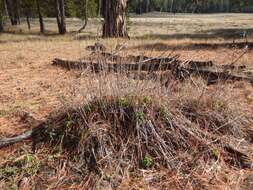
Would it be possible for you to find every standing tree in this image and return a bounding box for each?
[102,0,129,38]
[77,0,88,33]
[170,0,174,13]
[145,0,150,12]
[0,0,4,32]
[3,0,9,18]
[13,0,20,24]
[25,7,31,30]
[136,0,142,14]
[97,0,101,16]
[5,0,16,25]
[36,0,45,33]
[55,0,66,34]
[22,0,33,30]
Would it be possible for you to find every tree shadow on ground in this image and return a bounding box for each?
[131,28,253,51]
[0,30,98,43]
[2,30,60,36]
[0,30,65,44]
[133,28,253,41]
[131,41,253,51]
[73,34,100,40]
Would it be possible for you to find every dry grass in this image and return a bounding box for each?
[0,13,253,189]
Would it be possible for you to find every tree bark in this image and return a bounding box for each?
[55,0,61,32]
[4,0,9,17]
[0,19,3,33]
[55,0,66,34]
[97,0,101,16]
[102,0,129,38]
[59,0,66,33]
[145,0,150,13]
[36,0,45,33]
[136,0,142,14]
[24,5,32,31]
[224,0,230,12]
[26,13,31,30]
[5,0,16,25]
[0,2,3,32]
[170,0,174,13]
[13,0,20,24]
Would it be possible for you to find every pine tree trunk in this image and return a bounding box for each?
[5,0,15,25]
[13,0,20,25]
[55,0,61,32]
[135,0,142,14]
[26,14,31,30]
[0,20,3,32]
[0,3,3,32]
[102,0,128,38]
[224,0,230,12]
[77,0,88,33]
[97,0,101,16]
[4,0,9,17]
[59,0,66,33]
[146,0,150,12]
[55,0,66,34]
[170,0,174,13]
[36,0,45,33]
[24,6,31,30]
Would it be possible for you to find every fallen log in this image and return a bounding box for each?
[187,66,253,85]
[52,58,180,73]
[52,57,253,85]
[94,52,181,64]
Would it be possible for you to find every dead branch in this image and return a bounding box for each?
[0,123,45,149]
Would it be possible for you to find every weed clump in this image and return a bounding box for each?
[1,80,252,189]
[26,92,251,188]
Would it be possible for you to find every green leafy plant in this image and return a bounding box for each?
[159,106,170,119]
[136,111,145,123]
[66,120,74,128]
[142,155,153,169]
[213,100,227,110]
[119,97,130,107]
[142,96,152,105]
[212,149,220,158]
[45,127,57,141]
[22,154,41,176]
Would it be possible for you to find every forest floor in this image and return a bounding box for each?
[0,13,253,189]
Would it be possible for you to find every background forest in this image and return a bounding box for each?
[1,0,253,24]
[1,0,253,34]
